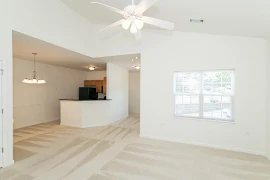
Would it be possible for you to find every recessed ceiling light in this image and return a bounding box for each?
[132,59,134,62]
[89,66,96,71]
[135,57,138,59]
[135,65,141,70]
[190,19,204,23]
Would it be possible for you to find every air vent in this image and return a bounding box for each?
[190,19,204,23]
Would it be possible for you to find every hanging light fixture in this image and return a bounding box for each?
[22,53,46,84]
[89,66,96,71]
[134,19,144,30]
[122,19,131,30]
[130,23,138,34]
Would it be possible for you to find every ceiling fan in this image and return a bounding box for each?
[90,0,175,39]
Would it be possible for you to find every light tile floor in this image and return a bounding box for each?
[1,114,270,180]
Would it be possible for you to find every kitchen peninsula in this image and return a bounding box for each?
[59,63,129,129]
[60,99,113,128]
[60,77,114,128]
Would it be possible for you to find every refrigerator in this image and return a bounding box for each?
[79,87,96,100]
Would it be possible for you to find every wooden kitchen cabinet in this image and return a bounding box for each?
[84,80,89,86]
[95,80,103,93]
[103,77,107,94]
[84,80,104,93]
[84,80,95,87]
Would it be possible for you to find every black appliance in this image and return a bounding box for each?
[79,87,97,100]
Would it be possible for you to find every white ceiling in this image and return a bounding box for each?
[61,0,270,38]
[13,31,139,71]
[13,31,106,71]
[98,54,141,71]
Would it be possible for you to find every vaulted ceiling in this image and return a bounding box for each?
[61,0,270,38]
[13,31,107,71]
[13,31,140,71]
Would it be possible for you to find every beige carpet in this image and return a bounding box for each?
[1,115,270,180]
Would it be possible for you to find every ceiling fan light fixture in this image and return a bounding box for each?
[91,0,175,38]
[130,23,138,34]
[122,19,131,30]
[134,19,144,30]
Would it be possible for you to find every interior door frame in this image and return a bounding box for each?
[0,60,3,168]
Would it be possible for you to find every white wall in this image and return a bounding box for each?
[267,40,270,158]
[107,63,129,122]
[0,0,13,167]
[140,31,268,155]
[2,0,138,165]
[0,0,267,166]
[129,72,140,114]
[12,0,140,58]
[86,71,106,80]
[13,58,86,129]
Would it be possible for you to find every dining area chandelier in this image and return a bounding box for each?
[22,53,46,84]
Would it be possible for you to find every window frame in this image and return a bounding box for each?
[174,69,235,122]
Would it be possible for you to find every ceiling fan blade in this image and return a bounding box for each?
[135,0,159,14]
[100,19,125,31]
[90,2,126,16]
[135,30,142,41]
[142,16,174,30]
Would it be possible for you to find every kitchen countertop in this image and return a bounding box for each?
[59,99,112,101]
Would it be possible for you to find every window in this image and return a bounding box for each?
[174,70,235,121]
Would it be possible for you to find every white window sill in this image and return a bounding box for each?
[173,116,236,124]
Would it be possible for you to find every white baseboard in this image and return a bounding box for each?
[60,123,82,128]
[14,119,59,129]
[82,123,111,128]
[140,134,266,156]
[3,160,14,168]
[61,116,129,129]
[63,122,113,128]
[109,116,129,124]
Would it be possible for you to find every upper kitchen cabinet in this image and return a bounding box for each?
[84,80,95,87]
[84,79,105,94]
[103,77,107,95]
[95,80,103,93]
